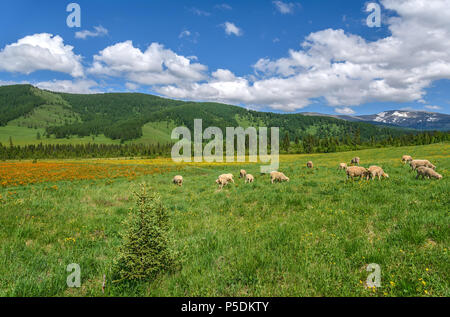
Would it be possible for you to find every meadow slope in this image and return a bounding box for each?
[0,143,448,297]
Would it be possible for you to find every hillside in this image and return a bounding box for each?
[0,84,424,145]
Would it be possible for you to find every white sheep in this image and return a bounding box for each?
[402,155,413,164]
[367,166,389,180]
[172,175,183,186]
[270,171,290,184]
[416,166,442,180]
[346,166,368,180]
[410,160,436,171]
[245,174,254,184]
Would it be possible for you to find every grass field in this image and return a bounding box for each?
[0,143,448,297]
[0,121,175,146]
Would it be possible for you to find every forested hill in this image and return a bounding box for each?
[0,84,419,144]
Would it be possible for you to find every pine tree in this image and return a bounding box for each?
[282,132,290,152]
[114,184,179,282]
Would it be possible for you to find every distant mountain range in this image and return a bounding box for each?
[301,110,450,131]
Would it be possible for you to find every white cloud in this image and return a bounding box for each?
[157,0,450,112]
[335,107,356,115]
[88,41,207,85]
[0,33,84,77]
[125,82,140,90]
[179,30,199,43]
[215,4,232,10]
[190,8,210,16]
[75,26,108,40]
[273,1,299,14]
[35,79,100,94]
[222,22,243,36]
[424,105,442,111]
[179,30,191,38]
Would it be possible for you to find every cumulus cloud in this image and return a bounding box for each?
[75,26,108,40]
[156,0,450,112]
[0,33,84,77]
[222,22,243,36]
[88,41,207,85]
[35,79,100,94]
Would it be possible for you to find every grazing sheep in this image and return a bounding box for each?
[172,175,183,186]
[219,173,235,183]
[416,166,442,180]
[245,174,254,184]
[307,161,314,169]
[410,160,436,171]
[402,155,413,164]
[346,166,368,180]
[338,163,348,170]
[351,157,360,165]
[367,166,389,180]
[215,176,229,189]
[270,171,290,184]
[239,169,247,178]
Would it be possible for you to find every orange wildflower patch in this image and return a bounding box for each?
[0,162,177,187]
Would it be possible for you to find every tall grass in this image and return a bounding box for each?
[0,143,448,297]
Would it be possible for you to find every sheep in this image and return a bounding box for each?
[270,171,290,184]
[346,166,368,180]
[307,161,314,169]
[338,163,348,170]
[402,155,413,164]
[219,173,235,183]
[215,176,229,189]
[367,166,389,180]
[410,160,436,171]
[245,174,254,184]
[416,166,442,180]
[351,157,360,165]
[172,175,183,186]
[239,169,247,179]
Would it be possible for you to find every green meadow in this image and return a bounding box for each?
[0,121,176,146]
[0,143,448,297]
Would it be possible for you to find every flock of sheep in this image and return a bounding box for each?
[171,155,443,189]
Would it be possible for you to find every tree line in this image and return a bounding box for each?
[1,131,448,160]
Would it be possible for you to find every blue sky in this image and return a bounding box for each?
[0,0,449,115]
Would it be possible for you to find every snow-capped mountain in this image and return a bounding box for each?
[301,110,450,131]
[357,111,450,130]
